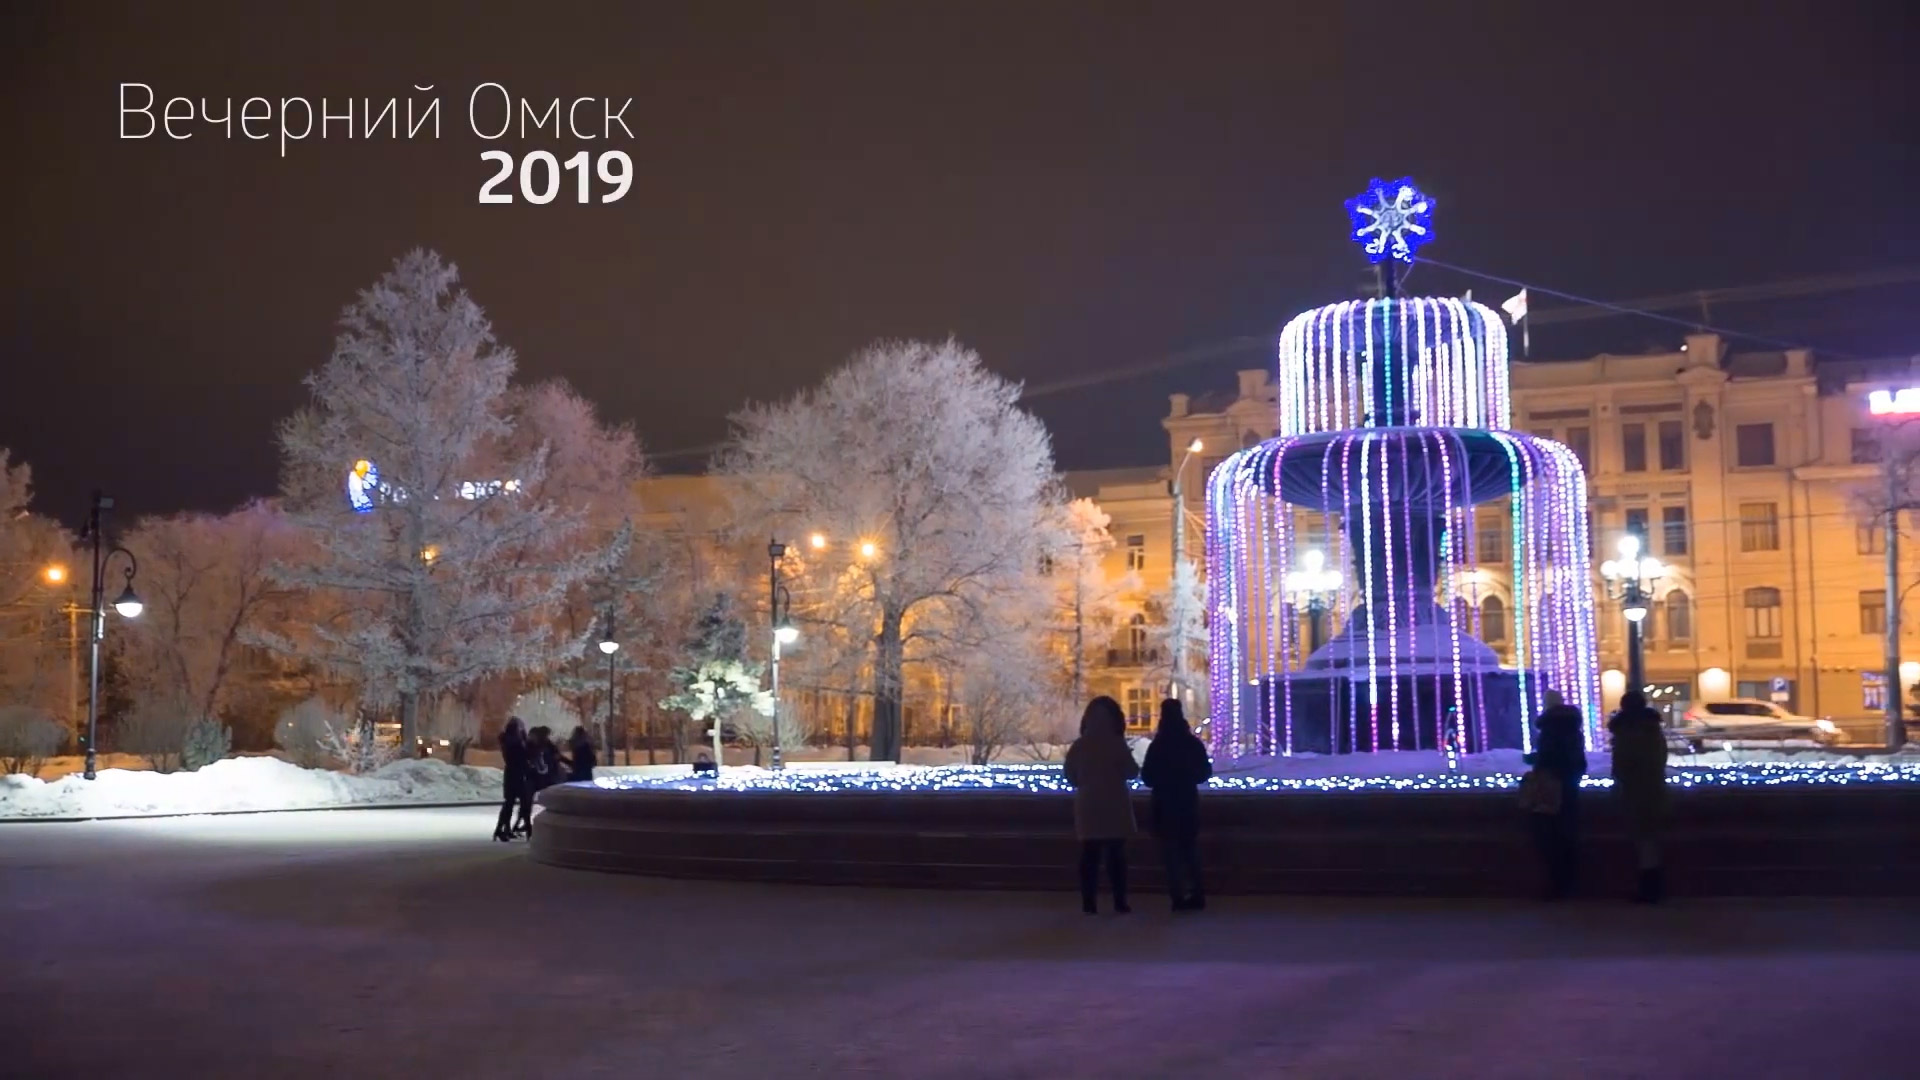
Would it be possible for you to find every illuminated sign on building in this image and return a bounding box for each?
[346,459,519,513]
[1868,388,1920,416]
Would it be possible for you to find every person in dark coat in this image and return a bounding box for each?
[1609,690,1669,903]
[517,725,560,835]
[1524,690,1589,899]
[1139,698,1213,912]
[563,725,597,783]
[1062,696,1139,915]
[494,716,529,842]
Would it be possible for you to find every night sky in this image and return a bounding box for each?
[3,2,1917,521]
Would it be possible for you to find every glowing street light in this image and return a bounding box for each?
[79,491,141,780]
[1284,548,1344,652]
[858,540,878,560]
[809,532,827,551]
[44,564,67,584]
[1600,533,1665,693]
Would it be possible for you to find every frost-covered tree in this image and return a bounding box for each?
[721,339,1059,762]
[117,502,302,728]
[660,593,771,760]
[1149,556,1208,713]
[1047,498,1137,703]
[265,250,616,748]
[0,451,76,725]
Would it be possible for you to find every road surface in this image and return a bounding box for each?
[2,807,1914,1079]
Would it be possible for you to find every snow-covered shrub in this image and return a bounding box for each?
[274,697,395,773]
[116,699,196,773]
[0,705,64,776]
[181,717,232,771]
[426,695,480,765]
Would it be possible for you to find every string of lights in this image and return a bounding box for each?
[589,759,1920,796]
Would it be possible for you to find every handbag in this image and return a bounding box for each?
[1517,768,1562,815]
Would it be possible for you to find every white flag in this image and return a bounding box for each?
[1500,288,1529,325]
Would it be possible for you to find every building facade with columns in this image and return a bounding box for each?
[1135,333,1920,732]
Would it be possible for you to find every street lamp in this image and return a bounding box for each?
[1169,437,1205,703]
[598,615,620,764]
[1600,534,1665,696]
[80,491,140,780]
[44,564,66,585]
[1284,548,1343,652]
[768,539,799,770]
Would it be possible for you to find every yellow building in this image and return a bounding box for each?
[635,335,1920,741]
[1140,333,1920,731]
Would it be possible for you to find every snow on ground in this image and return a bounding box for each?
[0,756,504,819]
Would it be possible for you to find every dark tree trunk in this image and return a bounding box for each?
[871,612,904,762]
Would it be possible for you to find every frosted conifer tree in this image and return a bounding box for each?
[266,250,616,749]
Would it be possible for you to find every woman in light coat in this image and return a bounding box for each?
[1063,696,1139,914]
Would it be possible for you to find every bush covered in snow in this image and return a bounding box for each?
[116,698,197,773]
[0,705,64,776]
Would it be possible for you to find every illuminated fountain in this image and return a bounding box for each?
[1205,179,1601,757]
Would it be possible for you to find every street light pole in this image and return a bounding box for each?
[1885,455,1905,749]
[79,491,141,781]
[1285,549,1343,655]
[1601,534,1662,702]
[1169,438,1203,703]
[768,540,798,771]
[598,614,620,765]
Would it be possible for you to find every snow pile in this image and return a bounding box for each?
[0,756,502,820]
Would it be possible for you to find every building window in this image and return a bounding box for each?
[1743,587,1782,658]
[1852,427,1883,465]
[1564,426,1592,470]
[1624,507,1649,546]
[1125,534,1146,572]
[1621,423,1647,472]
[1126,613,1148,664]
[1859,517,1886,555]
[1735,423,1775,467]
[1657,420,1685,470]
[1861,589,1888,635]
[1480,596,1507,643]
[1665,590,1691,644]
[1476,516,1508,564]
[1123,687,1154,730]
[1739,502,1780,552]
[1661,506,1689,556]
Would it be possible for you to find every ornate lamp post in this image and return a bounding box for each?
[1284,549,1343,652]
[1600,534,1665,696]
[80,491,141,781]
[768,540,799,770]
[597,615,620,764]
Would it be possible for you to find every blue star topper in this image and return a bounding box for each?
[1345,177,1434,264]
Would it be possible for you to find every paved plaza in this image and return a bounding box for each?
[2,807,1915,1079]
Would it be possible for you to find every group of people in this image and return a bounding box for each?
[1063,695,1211,914]
[1064,689,1673,911]
[492,717,598,842]
[1524,688,1670,903]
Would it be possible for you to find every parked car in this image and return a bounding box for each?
[1671,699,1841,750]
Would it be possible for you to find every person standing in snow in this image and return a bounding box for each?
[563,725,597,783]
[1063,696,1139,915]
[1139,698,1213,912]
[494,716,529,842]
[1523,690,1588,899]
[1608,690,1669,903]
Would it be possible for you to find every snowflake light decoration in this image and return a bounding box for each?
[1345,177,1434,264]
